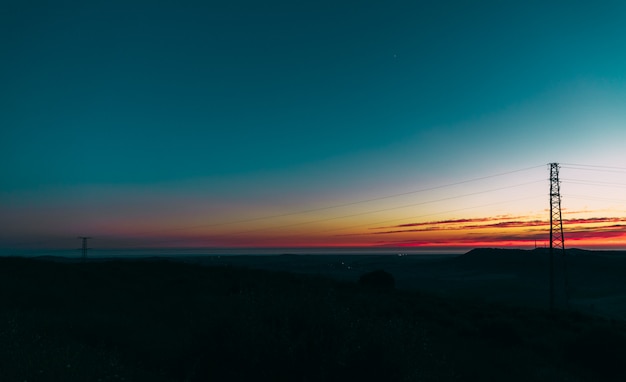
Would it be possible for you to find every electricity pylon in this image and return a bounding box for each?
[549,163,568,311]
[78,236,92,262]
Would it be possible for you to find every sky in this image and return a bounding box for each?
[2,0,626,253]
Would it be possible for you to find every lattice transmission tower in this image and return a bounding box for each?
[549,163,568,310]
[78,236,92,262]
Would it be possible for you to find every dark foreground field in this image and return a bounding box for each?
[1,251,626,381]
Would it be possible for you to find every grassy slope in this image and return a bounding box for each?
[1,257,625,382]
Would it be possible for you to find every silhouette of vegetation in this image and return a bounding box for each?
[358,269,395,289]
[0,256,625,381]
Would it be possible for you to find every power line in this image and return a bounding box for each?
[5,237,77,248]
[4,163,586,250]
[227,180,546,236]
[561,165,626,175]
[204,164,544,227]
[562,181,626,190]
[228,194,546,246]
[113,179,546,248]
[567,195,626,204]
[561,163,626,171]
[64,164,547,243]
[95,179,545,247]
[335,196,547,237]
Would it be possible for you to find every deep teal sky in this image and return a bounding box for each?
[2,1,626,246]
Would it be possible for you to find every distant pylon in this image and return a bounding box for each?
[548,163,568,310]
[78,236,92,262]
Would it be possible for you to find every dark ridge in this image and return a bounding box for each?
[449,248,626,279]
[452,248,546,266]
[461,247,534,257]
[1,255,626,382]
[32,255,82,263]
[457,247,626,262]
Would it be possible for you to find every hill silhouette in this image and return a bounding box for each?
[1,254,626,381]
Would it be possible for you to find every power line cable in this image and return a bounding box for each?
[335,196,548,237]
[59,164,547,243]
[561,178,626,187]
[561,180,626,189]
[561,163,626,171]
[96,179,546,249]
[312,194,545,235]
[115,179,546,248]
[223,194,547,246]
[561,165,626,175]
[567,195,626,204]
[225,180,546,236]
[5,164,548,250]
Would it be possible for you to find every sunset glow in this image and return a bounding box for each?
[2,2,626,255]
[4,164,626,253]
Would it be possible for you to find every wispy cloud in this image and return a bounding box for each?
[371,216,528,230]
[362,216,626,236]
[565,217,626,225]
[337,214,626,250]
[371,217,492,230]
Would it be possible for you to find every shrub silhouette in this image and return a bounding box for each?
[358,269,395,289]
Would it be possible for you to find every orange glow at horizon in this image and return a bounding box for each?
[7,164,626,252]
[106,214,626,251]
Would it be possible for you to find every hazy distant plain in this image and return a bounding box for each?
[6,246,626,320]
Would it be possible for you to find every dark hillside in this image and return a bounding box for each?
[452,248,549,269]
[1,256,626,381]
